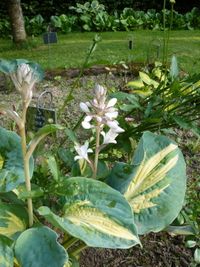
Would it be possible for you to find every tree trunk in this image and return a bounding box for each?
[8,0,26,45]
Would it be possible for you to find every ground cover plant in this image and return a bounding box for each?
[0,2,200,36]
[0,59,191,266]
[0,30,200,74]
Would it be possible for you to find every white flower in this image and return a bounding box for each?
[80,102,90,113]
[94,84,106,99]
[10,63,38,107]
[101,130,119,144]
[107,98,117,108]
[82,115,93,129]
[106,120,124,133]
[74,141,93,162]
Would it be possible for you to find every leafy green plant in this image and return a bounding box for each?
[112,60,200,152]
[0,59,188,266]
[25,14,46,36]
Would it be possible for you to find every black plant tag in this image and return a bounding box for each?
[26,91,57,132]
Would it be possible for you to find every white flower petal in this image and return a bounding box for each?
[106,120,124,133]
[74,155,81,161]
[96,116,102,122]
[74,141,93,162]
[115,126,124,133]
[105,111,118,120]
[107,120,119,129]
[82,120,92,129]
[85,115,93,122]
[102,129,118,144]
[80,102,90,113]
[107,98,117,108]
[95,84,106,98]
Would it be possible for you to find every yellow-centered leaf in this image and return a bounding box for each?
[124,143,178,213]
[65,201,138,242]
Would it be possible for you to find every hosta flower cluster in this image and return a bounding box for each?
[10,63,39,107]
[74,84,124,163]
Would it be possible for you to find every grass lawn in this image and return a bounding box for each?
[0,30,200,74]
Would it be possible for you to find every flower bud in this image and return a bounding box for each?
[10,63,38,108]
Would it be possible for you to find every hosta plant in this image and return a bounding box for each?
[0,59,187,267]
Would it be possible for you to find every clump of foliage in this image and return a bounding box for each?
[0,59,188,266]
[0,1,200,37]
[111,59,200,154]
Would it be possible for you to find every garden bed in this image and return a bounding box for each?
[0,68,199,267]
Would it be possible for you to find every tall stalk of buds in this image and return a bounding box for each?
[74,84,124,179]
[0,63,40,227]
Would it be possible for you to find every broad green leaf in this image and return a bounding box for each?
[64,255,79,267]
[165,225,196,236]
[0,154,3,169]
[47,155,59,181]
[27,124,64,159]
[194,248,200,264]
[186,240,197,248]
[127,79,144,89]
[0,127,34,192]
[38,177,140,249]
[58,148,75,169]
[65,128,78,143]
[139,72,159,88]
[0,191,24,205]
[0,202,28,239]
[173,116,200,137]
[76,160,109,180]
[14,226,68,267]
[108,131,187,234]
[0,235,14,267]
[0,59,44,81]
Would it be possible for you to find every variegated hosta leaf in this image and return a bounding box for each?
[14,226,68,267]
[108,131,187,234]
[0,127,34,192]
[38,177,140,249]
[0,235,14,267]
[0,59,44,81]
[0,202,28,240]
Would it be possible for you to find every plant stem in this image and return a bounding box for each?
[162,0,167,65]
[62,237,79,249]
[93,124,100,179]
[20,106,33,227]
[71,243,88,258]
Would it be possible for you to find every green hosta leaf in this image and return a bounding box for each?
[165,225,196,236]
[77,160,109,180]
[127,79,144,89]
[38,177,140,249]
[64,255,79,267]
[186,240,197,248]
[0,59,44,81]
[0,127,34,192]
[0,235,14,267]
[0,202,28,239]
[27,124,64,159]
[108,131,187,234]
[139,71,159,88]
[47,156,60,181]
[14,226,68,267]
[194,248,200,264]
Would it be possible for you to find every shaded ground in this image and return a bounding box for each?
[80,233,192,267]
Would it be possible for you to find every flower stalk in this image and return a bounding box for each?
[75,84,124,179]
[19,112,34,227]
[93,122,101,179]
[9,63,39,227]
